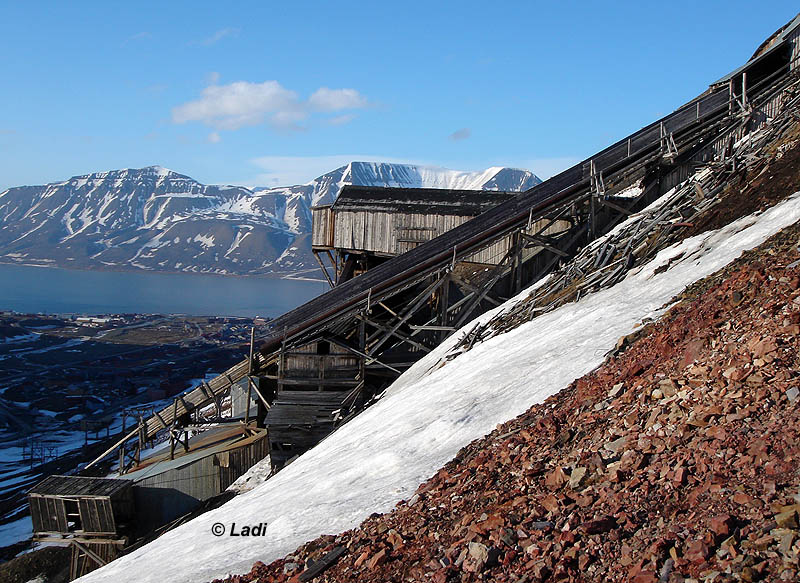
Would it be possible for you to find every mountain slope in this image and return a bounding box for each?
[221,219,800,583]
[74,185,800,583]
[0,163,540,277]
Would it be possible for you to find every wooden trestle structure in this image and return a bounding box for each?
[81,15,800,472]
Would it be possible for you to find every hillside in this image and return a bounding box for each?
[228,216,800,583]
[72,116,800,581]
[0,163,539,277]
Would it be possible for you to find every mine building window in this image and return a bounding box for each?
[317,341,330,355]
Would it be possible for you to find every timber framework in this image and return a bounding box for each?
[71,12,800,502]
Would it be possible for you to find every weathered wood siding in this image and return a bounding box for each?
[29,495,68,534]
[329,210,570,265]
[28,476,134,537]
[311,206,334,248]
[281,341,360,391]
[77,497,116,535]
[463,218,572,265]
[789,23,800,70]
[266,391,349,468]
[132,431,269,533]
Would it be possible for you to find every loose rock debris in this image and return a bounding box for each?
[210,201,800,583]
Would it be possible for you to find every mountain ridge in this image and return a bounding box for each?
[0,162,540,277]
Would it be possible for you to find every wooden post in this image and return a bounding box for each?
[742,72,748,110]
[118,445,125,476]
[358,319,366,389]
[245,326,255,424]
[438,274,450,342]
[729,78,734,115]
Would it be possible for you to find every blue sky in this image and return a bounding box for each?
[0,1,797,191]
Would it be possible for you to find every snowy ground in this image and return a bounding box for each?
[78,192,800,583]
[0,380,208,552]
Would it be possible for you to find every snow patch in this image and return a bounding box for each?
[78,192,800,583]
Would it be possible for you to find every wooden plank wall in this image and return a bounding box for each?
[789,25,800,71]
[266,391,348,468]
[311,206,334,248]
[29,495,68,534]
[78,497,116,535]
[330,209,571,266]
[282,342,361,391]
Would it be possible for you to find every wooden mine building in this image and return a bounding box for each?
[311,185,525,285]
[27,425,268,579]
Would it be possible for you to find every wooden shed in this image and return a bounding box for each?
[311,185,570,285]
[28,475,135,580]
[312,185,517,257]
[120,425,269,533]
[28,475,134,539]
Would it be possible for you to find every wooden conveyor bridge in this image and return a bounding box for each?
[87,15,800,472]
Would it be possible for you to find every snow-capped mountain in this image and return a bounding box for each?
[0,163,540,276]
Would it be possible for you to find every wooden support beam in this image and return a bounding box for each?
[177,395,191,414]
[85,426,140,470]
[298,546,346,582]
[313,252,335,288]
[448,272,501,307]
[278,378,362,387]
[438,274,450,341]
[519,232,570,257]
[72,540,108,568]
[368,272,449,356]
[597,197,635,216]
[153,410,168,430]
[452,248,514,330]
[360,315,432,354]
[326,335,402,375]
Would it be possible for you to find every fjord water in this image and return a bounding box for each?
[0,264,327,316]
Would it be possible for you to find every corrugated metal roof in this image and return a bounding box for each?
[120,426,267,483]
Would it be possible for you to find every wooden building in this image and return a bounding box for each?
[312,186,518,284]
[266,340,361,468]
[28,475,134,579]
[119,426,269,533]
[312,185,572,285]
[27,426,268,579]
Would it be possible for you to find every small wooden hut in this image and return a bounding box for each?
[28,475,134,579]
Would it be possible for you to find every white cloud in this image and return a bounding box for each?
[327,114,357,126]
[448,128,471,141]
[126,31,151,42]
[172,81,368,132]
[245,154,420,187]
[308,88,368,112]
[207,132,221,143]
[201,28,239,46]
[205,71,220,85]
[172,81,300,130]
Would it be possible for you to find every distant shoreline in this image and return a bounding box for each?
[0,259,326,283]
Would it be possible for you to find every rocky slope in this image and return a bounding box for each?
[198,109,800,583]
[0,163,540,277]
[211,215,800,583]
